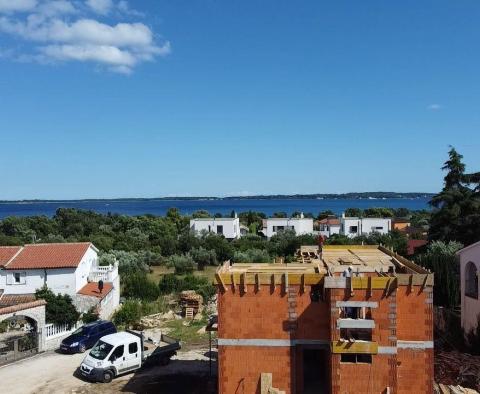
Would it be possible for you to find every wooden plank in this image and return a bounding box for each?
[331,340,378,354]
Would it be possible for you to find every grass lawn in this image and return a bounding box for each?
[163,317,214,348]
[148,265,218,283]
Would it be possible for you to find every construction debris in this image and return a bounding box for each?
[434,383,479,394]
[180,290,203,319]
[435,349,480,391]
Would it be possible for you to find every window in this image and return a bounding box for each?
[340,307,372,319]
[216,225,223,235]
[110,345,124,360]
[129,342,138,354]
[341,354,372,364]
[375,226,383,230]
[340,328,372,341]
[12,272,26,285]
[465,262,478,299]
[310,285,323,302]
[349,226,358,234]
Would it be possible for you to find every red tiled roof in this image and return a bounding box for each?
[77,282,113,299]
[0,246,22,268]
[0,300,46,316]
[4,242,93,270]
[318,218,340,225]
[407,239,428,255]
[0,293,36,308]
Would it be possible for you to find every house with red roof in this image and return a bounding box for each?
[0,242,120,320]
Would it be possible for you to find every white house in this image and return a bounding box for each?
[318,217,341,238]
[0,242,120,319]
[260,215,314,238]
[340,214,392,238]
[190,217,241,239]
[457,241,480,334]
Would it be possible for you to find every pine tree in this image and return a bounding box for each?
[429,147,480,244]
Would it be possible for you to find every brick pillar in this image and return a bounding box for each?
[388,289,398,393]
[424,286,434,393]
[329,288,341,394]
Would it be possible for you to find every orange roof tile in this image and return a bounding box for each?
[0,246,22,268]
[77,282,113,299]
[0,300,47,316]
[5,242,93,270]
[0,293,36,308]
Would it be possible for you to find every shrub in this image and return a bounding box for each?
[82,306,99,324]
[122,272,160,301]
[112,300,142,327]
[167,254,195,275]
[35,286,80,326]
[233,248,271,263]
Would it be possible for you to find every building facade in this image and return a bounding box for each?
[216,245,434,394]
[0,243,120,319]
[318,217,341,238]
[190,218,241,239]
[340,215,392,238]
[457,240,480,334]
[261,217,314,238]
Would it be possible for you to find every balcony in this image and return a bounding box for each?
[88,262,119,283]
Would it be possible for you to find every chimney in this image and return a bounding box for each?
[341,212,345,219]
[300,212,304,218]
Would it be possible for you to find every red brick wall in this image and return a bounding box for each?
[336,355,392,393]
[218,346,291,394]
[218,285,290,340]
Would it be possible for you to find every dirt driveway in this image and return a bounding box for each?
[0,348,217,394]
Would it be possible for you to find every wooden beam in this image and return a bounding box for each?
[331,340,378,354]
[215,273,226,292]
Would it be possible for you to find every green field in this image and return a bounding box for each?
[148,265,218,283]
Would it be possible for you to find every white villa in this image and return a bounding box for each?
[0,242,120,319]
[260,215,314,238]
[190,217,241,239]
[318,217,341,238]
[340,214,392,238]
[457,240,480,334]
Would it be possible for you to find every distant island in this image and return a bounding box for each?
[0,192,435,203]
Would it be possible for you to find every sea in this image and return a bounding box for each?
[0,197,431,219]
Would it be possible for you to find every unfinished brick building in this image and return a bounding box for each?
[215,245,434,394]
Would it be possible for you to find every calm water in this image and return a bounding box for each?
[0,198,431,219]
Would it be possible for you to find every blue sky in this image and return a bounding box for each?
[0,0,479,199]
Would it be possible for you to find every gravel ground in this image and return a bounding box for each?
[0,348,217,394]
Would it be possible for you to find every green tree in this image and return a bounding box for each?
[344,208,362,217]
[167,254,195,274]
[190,247,217,270]
[429,147,480,244]
[35,286,80,326]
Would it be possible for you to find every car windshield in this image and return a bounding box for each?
[89,340,113,360]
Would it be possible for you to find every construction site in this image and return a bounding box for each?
[215,244,435,394]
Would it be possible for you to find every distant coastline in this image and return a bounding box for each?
[0,192,435,204]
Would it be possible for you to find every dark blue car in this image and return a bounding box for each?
[60,320,116,353]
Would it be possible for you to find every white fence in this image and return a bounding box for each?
[88,263,118,283]
[44,322,81,340]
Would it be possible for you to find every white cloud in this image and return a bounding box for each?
[0,0,37,13]
[0,0,170,74]
[427,104,443,111]
[85,0,113,15]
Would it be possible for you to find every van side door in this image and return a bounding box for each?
[124,340,141,371]
[108,344,126,375]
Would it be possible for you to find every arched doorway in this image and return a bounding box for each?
[0,315,38,365]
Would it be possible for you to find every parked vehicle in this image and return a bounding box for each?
[60,320,116,353]
[79,330,181,383]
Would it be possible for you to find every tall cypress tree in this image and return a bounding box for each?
[429,147,480,244]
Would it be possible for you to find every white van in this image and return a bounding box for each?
[79,330,180,383]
